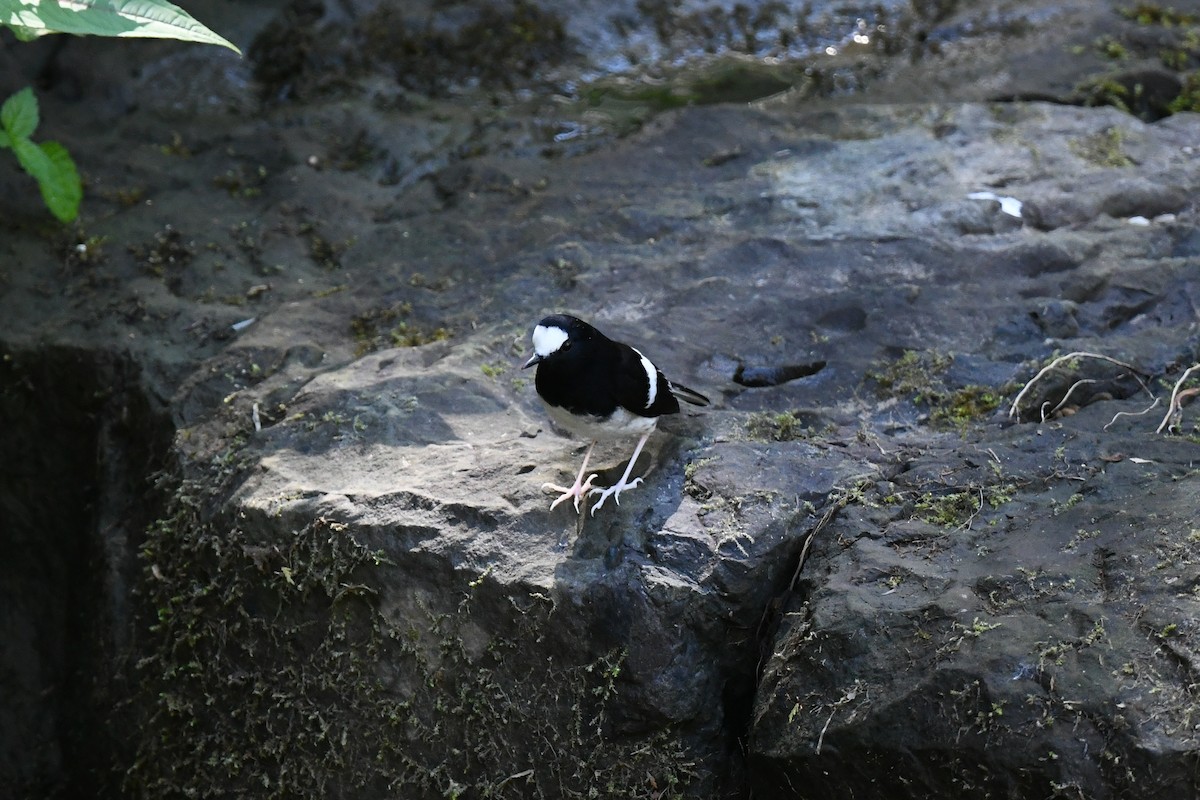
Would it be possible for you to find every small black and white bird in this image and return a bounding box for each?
[522,313,709,515]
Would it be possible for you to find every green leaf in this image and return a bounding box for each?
[1,86,84,221]
[11,135,50,177]
[1,86,38,140]
[10,137,82,222]
[6,21,38,40]
[37,141,83,222]
[0,0,241,54]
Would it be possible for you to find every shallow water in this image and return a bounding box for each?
[559,0,915,77]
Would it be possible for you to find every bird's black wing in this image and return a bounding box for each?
[611,342,682,417]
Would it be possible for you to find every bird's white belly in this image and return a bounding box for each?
[542,402,657,441]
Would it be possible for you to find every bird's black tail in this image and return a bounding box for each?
[669,381,710,407]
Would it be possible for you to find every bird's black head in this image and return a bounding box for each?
[521,314,599,370]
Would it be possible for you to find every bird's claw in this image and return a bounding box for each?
[543,473,601,514]
[589,476,644,516]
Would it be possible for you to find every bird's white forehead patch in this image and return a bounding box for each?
[532,324,569,357]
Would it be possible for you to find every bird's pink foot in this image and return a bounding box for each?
[589,474,644,515]
[543,472,600,514]
[589,431,651,516]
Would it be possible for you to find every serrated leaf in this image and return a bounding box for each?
[1,86,38,140]
[0,0,241,54]
[37,141,83,222]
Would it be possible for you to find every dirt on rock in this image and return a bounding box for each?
[2,0,1200,798]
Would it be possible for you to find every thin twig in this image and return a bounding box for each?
[816,707,838,755]
[1104,397,1160,431]
[1156,364,1200,433]
[958,486,985,531]
[496,769,534,787]
[815,682,863,755]
[1010,351,1143,420]
[1047,378,1097,418]
[1127,370,1155,399]
[788,487,858,591]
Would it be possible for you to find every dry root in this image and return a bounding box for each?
[1156,364,1200,434]
[1011,352,1199,434]
[1009,351,1147,423]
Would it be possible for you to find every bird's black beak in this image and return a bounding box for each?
[522,354,542,370]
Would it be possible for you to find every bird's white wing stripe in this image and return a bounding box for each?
[633,348,657,409]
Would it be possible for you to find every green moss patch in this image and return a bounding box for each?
[867,350,1007,433]
[128,467,701,798]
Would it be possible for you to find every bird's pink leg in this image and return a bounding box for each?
[542,441,600,514]
[590,432,650,515]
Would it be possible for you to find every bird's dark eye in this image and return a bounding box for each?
[561,341,572,352]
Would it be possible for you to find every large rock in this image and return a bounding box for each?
[125,335,872,796]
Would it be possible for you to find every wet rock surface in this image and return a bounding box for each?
[2,0,1200,797]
